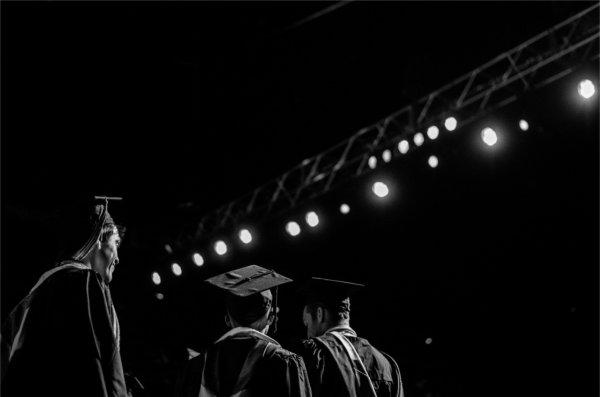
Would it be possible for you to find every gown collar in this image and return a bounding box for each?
[215,326,280,346]
[325,324,357,337]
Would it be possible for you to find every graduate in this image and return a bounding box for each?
[1,197,128,397]
[177,265,312,397]
[298,277,404,397]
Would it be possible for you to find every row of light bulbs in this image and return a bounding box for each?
[367,116,532,172]
[152,79,597,288]
[151,204,351,285]
[151,116,522,285]
[150,117,530,285]
[367,79,595,170]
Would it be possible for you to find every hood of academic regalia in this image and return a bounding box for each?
[197,328,282,396]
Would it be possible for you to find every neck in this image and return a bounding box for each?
[329,320,350,329]
[228,315,270,334]
[79,249,95,268]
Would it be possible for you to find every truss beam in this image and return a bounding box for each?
[184,4,599,246]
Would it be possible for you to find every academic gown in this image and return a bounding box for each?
[299,326,403,397]
[176,327,312,397]
[1,262,127,397]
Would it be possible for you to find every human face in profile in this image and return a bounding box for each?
[92,227,121,283]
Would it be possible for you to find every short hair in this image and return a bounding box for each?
[99,222,125,244]
[226,293,272,330]
[305,300,350,323]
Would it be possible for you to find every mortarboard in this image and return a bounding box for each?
[299,277,365,313]
[205,265,292,297]
[205,265,292,334]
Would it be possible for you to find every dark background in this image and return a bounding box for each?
[2,2,598,396]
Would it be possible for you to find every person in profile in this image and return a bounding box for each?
[1,197,128,397]
[176,265,312,397]
[1,197,127,397]
[298,277,403,397]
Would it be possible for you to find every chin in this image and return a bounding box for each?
[104,271,114,284]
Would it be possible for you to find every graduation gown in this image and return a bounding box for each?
[1,262,127,397]
[177,327,312,397]
[299,326,403,397]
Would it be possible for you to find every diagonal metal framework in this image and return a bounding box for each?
[183,4,599,246]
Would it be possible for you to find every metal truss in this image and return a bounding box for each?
[184,3,599,245]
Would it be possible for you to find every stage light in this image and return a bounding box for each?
[214,240,228,255]
[444,117,457,131]
[382,149,392,163]
[398,140,409,154]
[192,253,204,266]
[340,203,350,214]
[306,211,319,227]
[171,263,182,276]
[413,132,424,146]
[425,337,433,345]
[481,127,498,146]
[239,229,252,244]
[427,126,439,140]
[152,272,161,285]
[372,181,389,198]
[286,221,301,237]
[428,155,439,168]
[156,293,164,300]
[578,79,596,99]
[368,155,377,169]
[519,119,529,131]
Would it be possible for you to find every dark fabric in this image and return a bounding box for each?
[176,332,312,397]
[1,266,127,397]
[299,333,403,397]
[205,265,292,297]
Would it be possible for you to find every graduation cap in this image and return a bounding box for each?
[205,265,292,333]
[299,277,365,314]
[205,265,292,297]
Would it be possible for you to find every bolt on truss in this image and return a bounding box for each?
[183,4,599,246]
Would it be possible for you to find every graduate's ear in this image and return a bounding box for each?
[316,306,324,323]
[224,314,232,328]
